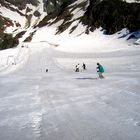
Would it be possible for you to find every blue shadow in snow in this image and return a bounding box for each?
[76,77,98,80]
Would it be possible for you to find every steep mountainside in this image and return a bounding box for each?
[0,0,46,49]
[0,0,140,50]
[82,0,140,34]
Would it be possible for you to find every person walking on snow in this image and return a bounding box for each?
[82,63,86,70]
[96,63,104,78]
[75,64,80,72]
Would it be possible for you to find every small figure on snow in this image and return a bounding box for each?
[96,63,104,79]
[82,63,86,70]
[46,69,48,72]
[75,64,80,72]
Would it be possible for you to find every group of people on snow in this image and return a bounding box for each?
[75,62,104,79]
[75,63,86,72]
[46,62,105,79]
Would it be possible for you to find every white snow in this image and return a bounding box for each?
[125,0,140,3]
[33,25,134,53]
[0,0,140,139]
[0,6,26,32]
[71,8,85,20]
[0,24,140,139]
[71,0,88,5]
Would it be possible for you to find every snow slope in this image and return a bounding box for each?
[0,0,140,139]
[0,30,140,140]
[126,0,140,3]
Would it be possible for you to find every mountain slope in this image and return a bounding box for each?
[0,1,140,140]
[0,38,140,140]
[0,0,140,50]
[82,0,140,34]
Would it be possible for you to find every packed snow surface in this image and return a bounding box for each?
[0,27,140,140]
[126,0,140,3]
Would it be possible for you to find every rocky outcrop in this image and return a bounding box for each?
[37,0,86,34]
[0,33,19,50]
[4,0,38,10]
[44,0,76,15]
[0,15,18,50]
[0,15,14,32]
[0,0,40,49]
[82,0,140,34]
[39,0,140,35]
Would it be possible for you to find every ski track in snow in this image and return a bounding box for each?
[0,43,140,140]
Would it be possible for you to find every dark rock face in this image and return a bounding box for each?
[5,0,39,9]
[33,10,41,17]
[44,0,76,15]
[82,0,140,34]
[0,15,14,32]
[0,33,19,50]
[0,15,18,50]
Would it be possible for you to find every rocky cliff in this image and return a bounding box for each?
[82,0,140,34]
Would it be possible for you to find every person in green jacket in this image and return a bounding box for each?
[96,63,104,79]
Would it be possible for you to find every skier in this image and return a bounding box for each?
[75,64,80,72]
[96,63,104,78]
[82,63,86,70]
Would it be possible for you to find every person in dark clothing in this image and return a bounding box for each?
[82,63,86,70]
[75,64,80,72]
[96,63,104,78]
